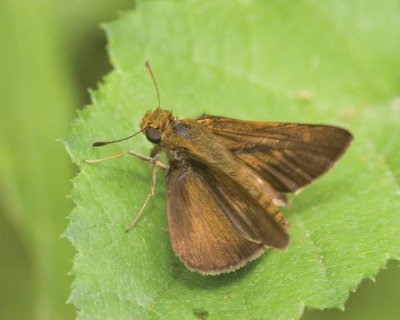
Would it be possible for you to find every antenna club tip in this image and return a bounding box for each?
[92,142,106,147]
[145,61,153,76]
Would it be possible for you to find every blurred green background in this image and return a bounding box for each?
[0,1,398,319]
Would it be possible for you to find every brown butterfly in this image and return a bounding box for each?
[85,62,353,275]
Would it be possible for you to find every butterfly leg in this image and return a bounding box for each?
[128,150,169,169]
[84,150,129,163]
[125,163,158,232]
[84,150,168,169]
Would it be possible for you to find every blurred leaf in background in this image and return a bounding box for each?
[65,1,400,319]
[0,0,132,319]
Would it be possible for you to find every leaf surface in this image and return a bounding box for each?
[65,1,400,319]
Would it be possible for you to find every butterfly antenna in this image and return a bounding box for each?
[92,129,144,147]
[145,61,161,108]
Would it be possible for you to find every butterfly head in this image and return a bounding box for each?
[140,108,174,144]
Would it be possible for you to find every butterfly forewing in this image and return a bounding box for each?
[198,116,353,193]
[166,159,289,275]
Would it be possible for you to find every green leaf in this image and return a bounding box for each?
[65,1,400,319]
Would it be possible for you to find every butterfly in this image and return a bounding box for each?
[85,62,353,275]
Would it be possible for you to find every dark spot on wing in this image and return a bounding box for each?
[173,122,191,139]
[232,144,273,154]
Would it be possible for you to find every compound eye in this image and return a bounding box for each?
[145,127,161,144]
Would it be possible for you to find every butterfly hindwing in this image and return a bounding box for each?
[166,159,289,274]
